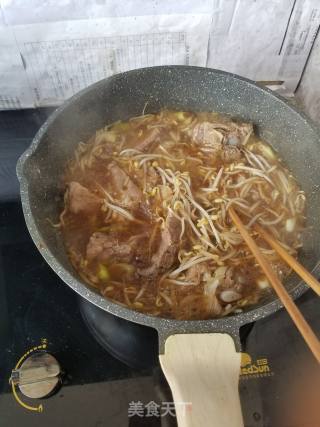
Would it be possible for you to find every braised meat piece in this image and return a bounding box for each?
[67,182,101,215]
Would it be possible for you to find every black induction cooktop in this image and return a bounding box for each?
[0,108,319,427]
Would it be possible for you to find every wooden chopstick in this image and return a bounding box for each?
[229,207,320,364]
[255,224,320,297]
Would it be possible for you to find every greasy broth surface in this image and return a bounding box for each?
[61,110,305,319]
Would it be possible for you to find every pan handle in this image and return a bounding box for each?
[159,333,243,427]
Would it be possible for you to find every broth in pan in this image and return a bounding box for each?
[59,110,306,319]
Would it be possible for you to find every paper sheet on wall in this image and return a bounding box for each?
[10,14,211,107]
[0,0,214,24]
[0,0,319,110]
[208,0,320,93]
[0,8,34,109]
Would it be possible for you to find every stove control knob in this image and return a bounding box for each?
[10,352,61,399]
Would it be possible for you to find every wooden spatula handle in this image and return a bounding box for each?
[159,333,243,427]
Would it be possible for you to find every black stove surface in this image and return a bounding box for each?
[0,109,319,427]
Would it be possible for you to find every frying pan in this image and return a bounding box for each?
[17,66,320,427]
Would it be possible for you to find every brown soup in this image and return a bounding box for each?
[59,110,306,319]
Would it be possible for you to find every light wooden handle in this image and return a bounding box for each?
[159,333,244,427]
